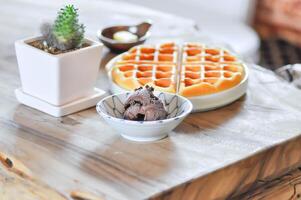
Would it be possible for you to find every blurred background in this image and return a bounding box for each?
[122,0,301,70]
[2,0,301,72]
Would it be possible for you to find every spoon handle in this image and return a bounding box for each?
[136,21,153,31]
[132,21,152,37]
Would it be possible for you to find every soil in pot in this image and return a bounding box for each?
[28,39,90,55]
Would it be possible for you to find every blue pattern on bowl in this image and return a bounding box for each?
[96,92,192,124]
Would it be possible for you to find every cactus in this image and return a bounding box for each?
[41,5,85,51]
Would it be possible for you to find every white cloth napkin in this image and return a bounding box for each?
[275,64,301,89]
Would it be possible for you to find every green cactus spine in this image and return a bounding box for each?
[41,5,85,51]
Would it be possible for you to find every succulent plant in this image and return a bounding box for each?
[41,5,85,51]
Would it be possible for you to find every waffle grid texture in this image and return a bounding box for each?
[112,42,245,97]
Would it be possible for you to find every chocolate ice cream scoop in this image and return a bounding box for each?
[123,86,168,121]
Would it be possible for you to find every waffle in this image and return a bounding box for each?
[112,43,178,93]
[117,42,178,64]
[182,43,238,64]
[179,43,244,97]
[111,42,245,97]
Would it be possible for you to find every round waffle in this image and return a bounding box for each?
[107,42,248,111]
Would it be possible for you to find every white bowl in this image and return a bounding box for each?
[96,92,193,142]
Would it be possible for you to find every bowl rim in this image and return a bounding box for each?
[96,92,193,125]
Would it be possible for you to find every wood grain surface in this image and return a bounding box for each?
[236,167,301,200]
[0,153,67,200]
[1,0,301,199]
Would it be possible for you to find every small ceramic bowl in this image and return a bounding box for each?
[97,21,152,53]
[96,92,193,142]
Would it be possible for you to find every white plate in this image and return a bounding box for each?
[105,53,248,112]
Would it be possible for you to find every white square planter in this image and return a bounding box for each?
[15,36,103,106]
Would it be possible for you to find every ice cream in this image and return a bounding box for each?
[123,86,168,121]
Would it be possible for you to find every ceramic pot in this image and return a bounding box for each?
[15,36,103,106]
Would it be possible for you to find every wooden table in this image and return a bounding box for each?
[1,0,301,200]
